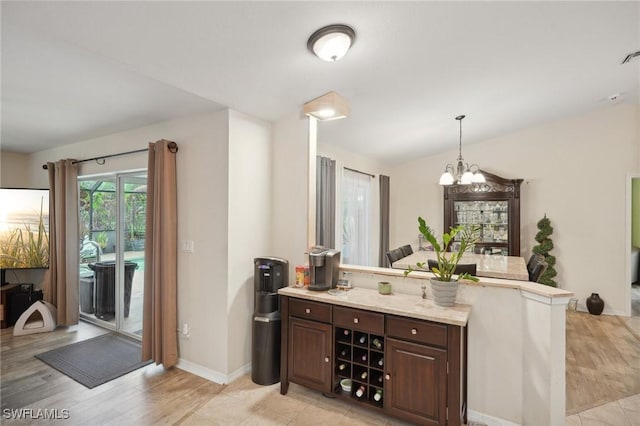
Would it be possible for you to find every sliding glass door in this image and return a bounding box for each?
[78,171,146,338]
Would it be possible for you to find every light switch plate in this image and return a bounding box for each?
[182,240,194,252]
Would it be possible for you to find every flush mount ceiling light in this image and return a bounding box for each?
[303,91,350,121]
[439,115,485,186]
[307,24,356,62]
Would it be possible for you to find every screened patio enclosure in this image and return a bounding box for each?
[78,173,146,337]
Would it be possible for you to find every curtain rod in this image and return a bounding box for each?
[42,141,178,169]
[344,166,375,178]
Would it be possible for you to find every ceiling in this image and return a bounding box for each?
[2,1,639,164]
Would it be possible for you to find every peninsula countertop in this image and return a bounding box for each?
[392,251,529,281]
[278,286,471,327]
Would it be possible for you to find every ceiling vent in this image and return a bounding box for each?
[621,50,640,64]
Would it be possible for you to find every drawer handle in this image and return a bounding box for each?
[324,357,330,363]
[385,374,390,381]
[353,318,359,324]
[305,308,311,314]
[411,328,418,335]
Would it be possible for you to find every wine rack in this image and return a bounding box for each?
[334,327,384,408]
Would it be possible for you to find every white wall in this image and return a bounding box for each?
[0,151,30,187]
[391,103,640,315]
[271,112,309,278]
[227,110,271,374]
[23,111,234,377]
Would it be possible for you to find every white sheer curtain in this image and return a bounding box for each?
[342,169,372,266]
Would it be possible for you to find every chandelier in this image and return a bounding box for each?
[439,115,485,185]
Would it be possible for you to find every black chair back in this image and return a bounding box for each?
[399,244,413,257]
[386,248,404,266]
[527,254,545,274]
[427,259,477,276]
[529,260,548,283]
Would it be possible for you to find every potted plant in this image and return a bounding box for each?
[404,217,480,306]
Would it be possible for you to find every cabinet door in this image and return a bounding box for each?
[385,337,447,425]
[288,317,333,393]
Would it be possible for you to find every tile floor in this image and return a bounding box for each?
[565,394,640,426]
[178,373,640,426]
[183,374,414,426]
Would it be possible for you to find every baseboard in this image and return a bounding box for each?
[175,358,251,385]
[176,358,228,384]
[228,362,251,383]
[467,409,521,426]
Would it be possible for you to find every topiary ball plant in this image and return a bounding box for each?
[532,214,558,287]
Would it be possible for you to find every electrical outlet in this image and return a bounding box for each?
[180,323,190,338]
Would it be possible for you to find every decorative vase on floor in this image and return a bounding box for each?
[430,279,459,307]
[586,293,604,315]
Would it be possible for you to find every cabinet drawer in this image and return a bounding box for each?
[386,316,447,347]
[289,299,331,323]
[334,306,384,335]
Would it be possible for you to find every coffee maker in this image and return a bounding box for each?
[308,247,341,291]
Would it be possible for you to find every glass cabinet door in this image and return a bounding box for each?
[454,201,509,254]
[443,170,522,256]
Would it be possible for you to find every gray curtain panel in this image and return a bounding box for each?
[379,175,390,267]
[316,156,336,249]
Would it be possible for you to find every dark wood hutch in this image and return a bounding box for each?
[443,170,523,256]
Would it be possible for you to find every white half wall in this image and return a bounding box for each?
[391,103,640,315]
[339,267,570,425]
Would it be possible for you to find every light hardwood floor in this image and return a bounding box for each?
[1,311,639,425]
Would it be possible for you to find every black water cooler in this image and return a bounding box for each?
[251,257,288,385]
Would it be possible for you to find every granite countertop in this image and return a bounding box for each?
[393,251,529,281]
[278,286,471,327]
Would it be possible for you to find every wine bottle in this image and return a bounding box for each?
[340,348,349,357]
[372,338,382,350]
[360,371,368,380]
[373,389,383,402]
[361,353,367,362]
[378,357,384,367]
[355,385,366,398]
[377,374,383,384]
[359,335,367,344]
[343,329,350,336]
[338,363,347,371]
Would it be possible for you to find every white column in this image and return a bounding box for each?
[521,291,570,426]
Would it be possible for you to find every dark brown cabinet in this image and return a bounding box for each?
[280,295,467,425]
[287,317,333,393]
[386,337,447,424]
[443,170,523,256]
[281,298,333,394]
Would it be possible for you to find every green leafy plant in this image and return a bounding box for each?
[404,217,481,282]
[95,231,109,250]
[532,214,558,287]
[0,198,49,268]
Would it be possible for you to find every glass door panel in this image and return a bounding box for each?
[79,177,117,329]
[119,174,146,337]
[78,172,146,339]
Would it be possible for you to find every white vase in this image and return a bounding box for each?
[430,278,459,307]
